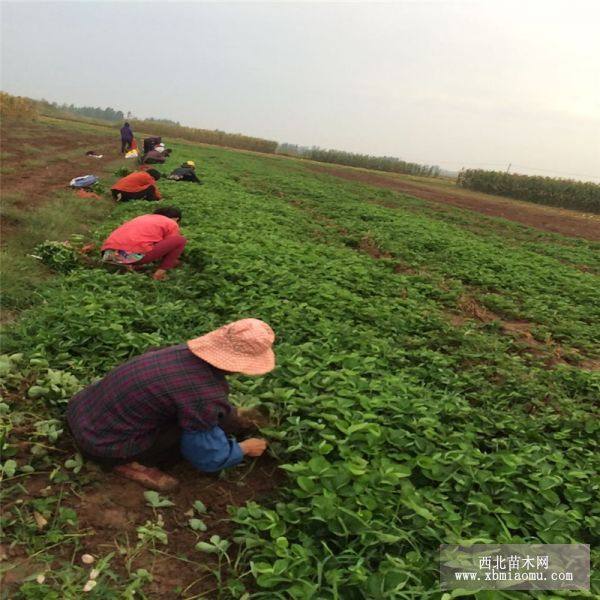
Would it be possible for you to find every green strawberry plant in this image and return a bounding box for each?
[1,139,598,598]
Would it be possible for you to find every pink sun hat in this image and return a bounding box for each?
[187,319,276,376]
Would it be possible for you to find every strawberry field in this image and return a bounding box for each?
[1,141,599,599]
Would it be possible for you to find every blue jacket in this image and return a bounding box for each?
[181,426,243,472]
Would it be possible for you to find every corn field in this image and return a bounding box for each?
[0,92,38,121]
[457,169,600,214]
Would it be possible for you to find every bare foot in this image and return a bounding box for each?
[113,462,179,491]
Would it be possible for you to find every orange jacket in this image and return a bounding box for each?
[111,171,161,199]
[102,214,180,254]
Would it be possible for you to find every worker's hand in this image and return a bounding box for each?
[152,269,168,281]
[239,438,268,457]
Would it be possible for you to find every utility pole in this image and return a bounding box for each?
[506,163,512,173]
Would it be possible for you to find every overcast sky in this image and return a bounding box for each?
[1,1,599,180]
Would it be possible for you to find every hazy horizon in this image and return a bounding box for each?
[1,1,599,181]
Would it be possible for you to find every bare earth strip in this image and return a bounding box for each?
[306,164,600,241]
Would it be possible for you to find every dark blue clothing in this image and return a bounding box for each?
[120,124,133,142]
[181,427,243,472]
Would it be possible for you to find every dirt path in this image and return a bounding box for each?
[1,120,126,238]
[307,164,600,241]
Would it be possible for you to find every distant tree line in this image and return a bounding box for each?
[143,116,181,126]
[38,100,125,122]
[0,90,443,168]
[457,169,600,213]
[277,143,441,177]
[128,119,278,154]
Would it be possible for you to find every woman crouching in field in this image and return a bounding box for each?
[111,168,162,202]
[101,206,186,280]
[66,319,274,491]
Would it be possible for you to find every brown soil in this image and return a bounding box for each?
[358,235,392,259]
[308,165,600,241]
[456,294,499,323]
[3,455,284,598]
[1,405,284,597]
[73,458,283,598]
[580,358,600,371]
[455,295,546,349]
[1,120,126,238]
[393,262,417,275]
[449,295,591,367]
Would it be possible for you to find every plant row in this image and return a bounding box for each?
[3,141,598,598]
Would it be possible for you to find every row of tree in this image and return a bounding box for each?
[0,91,441,169]
[39,99,182,127]
[457,169,600,214]
[142,116,181,126]
[38,100,125,122]
[277,143,441,177]
[0,91,278,154]
[127,119,278,154]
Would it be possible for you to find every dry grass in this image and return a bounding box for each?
[0,92,38,120]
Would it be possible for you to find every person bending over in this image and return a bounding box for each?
[141,149,167,164]
[66,319,274,491]
[111,169,162,202]
[168,160,202,184]
[101,206,186,280]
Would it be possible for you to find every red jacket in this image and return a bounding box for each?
[112,172,161,199]
[102,214,180,254]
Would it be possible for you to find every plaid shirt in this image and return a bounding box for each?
[66,344,232,458]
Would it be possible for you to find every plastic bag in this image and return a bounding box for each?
[69,175,99,188]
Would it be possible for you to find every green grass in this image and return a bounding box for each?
[21,157,48,168]
[0,117,127,314]
[1,191,111,313]
[40,115,119,139]
[5,129,34,139]
[21,143,45,154]
[1,140,598,598]
[43,149,83,164]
